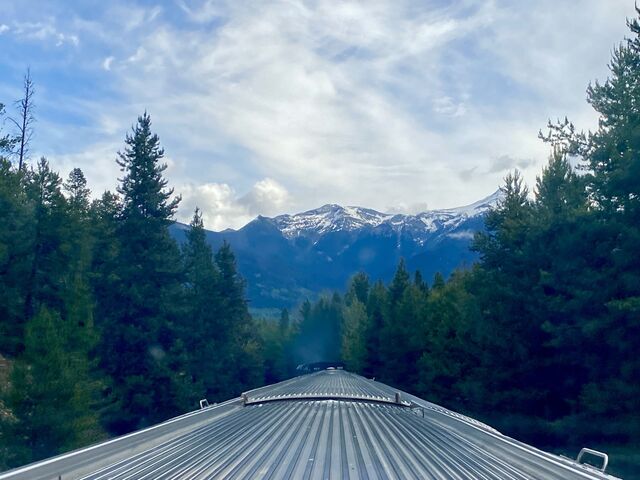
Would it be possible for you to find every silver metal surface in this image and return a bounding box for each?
[80,401,537,480]
[0,370,622,480]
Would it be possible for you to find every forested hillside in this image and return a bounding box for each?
[169,192,497,309]
[264,12,640,477]
[0,113,264,469]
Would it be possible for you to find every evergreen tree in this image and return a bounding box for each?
[379,259,425,387]
[346,272,370,305]
[471,171,547,415]
[0,158,33,355]
[2,308,80,466]
[294,295,342,364]
[279,308,290,332]
[431,272,445,290]
[22,158,71,321]
[89,191,121,331]
[341,299,368,373]
[213,242,264,397]
[341,274,371,373]
[363,280,386,377]
[416,270,483,410]
[98,113,184,434]
[260,314,292,384]
[539,8,640,443]
[1,162,104,467]
[179,208,225,403]
[413,269,427,292]
[64,167,91,212]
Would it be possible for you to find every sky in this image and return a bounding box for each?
[0,0,636,230]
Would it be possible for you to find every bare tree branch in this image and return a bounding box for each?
[11,68,36,171]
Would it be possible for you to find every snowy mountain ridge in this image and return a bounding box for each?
[271,190,502,240]
[170,189,502,308]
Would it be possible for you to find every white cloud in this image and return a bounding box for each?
[48,141,122,197]
[7,0,638,228]
[177,0,225,24]
[238,178,291,216]
[386,202,430,215]
[433,96,467,117]
[0,24,9,34]
[179,178,291,230]
[102,56,114,71]
[12,20,79,47]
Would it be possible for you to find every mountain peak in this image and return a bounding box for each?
[265,191,500,239]
[171,190,500,308]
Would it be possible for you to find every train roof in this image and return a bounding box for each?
[0,370,619,479]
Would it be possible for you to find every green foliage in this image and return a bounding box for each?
[293,294,342,364]
[97,114,187,433]
[0,161,105,469]
[1,308,105,468]
[341,299,368,373]
[259,312,295,384]
[178,211,265,402]
[0,159,33,355]
[293,13,640,463]
[0,108,269,468]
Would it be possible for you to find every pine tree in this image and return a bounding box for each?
[346,272,370,305]
[179,208,224,403]
[98,113,185,434]
[89,191,121,331]
[213,242,264,397]
[279,308,290,332]
[0,158,34,355]
[471,171,546,414]
[64,167,91,212]
[341,299,368,373]
[379,259,425,387]
[294,295,342,365]
[340,274,371,373]
[538,8,640,442]
[2,308,78,466]
[363,281,386,377]
[413,270,427,292]
[431,272,445,290]
[22,158,70,320]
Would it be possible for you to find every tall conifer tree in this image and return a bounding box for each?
[99,113,184,434]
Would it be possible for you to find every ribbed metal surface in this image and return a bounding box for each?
[246,370,499,434]
[80,400,535,480]
[0,370,619,480]
[245,370,396,404]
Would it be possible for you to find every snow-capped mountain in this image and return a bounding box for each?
[272,189,501,243]
[171,190,502,309]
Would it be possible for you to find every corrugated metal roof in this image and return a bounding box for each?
[245,370,499,434]
[244,369,398,404]
[0,370,620,480]
[80,400,536,480]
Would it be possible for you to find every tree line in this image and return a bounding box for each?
[270,10,640,469]
[0,111,263,469]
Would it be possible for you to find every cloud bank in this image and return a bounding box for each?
[0,0,636,229]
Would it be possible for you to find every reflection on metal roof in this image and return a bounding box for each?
[81,401,535,479]
[244,369,398,404]
[0,370,620,480]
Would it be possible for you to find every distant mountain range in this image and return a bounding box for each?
[170,190,502,310]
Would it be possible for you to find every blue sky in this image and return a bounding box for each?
[0,0,636,229]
